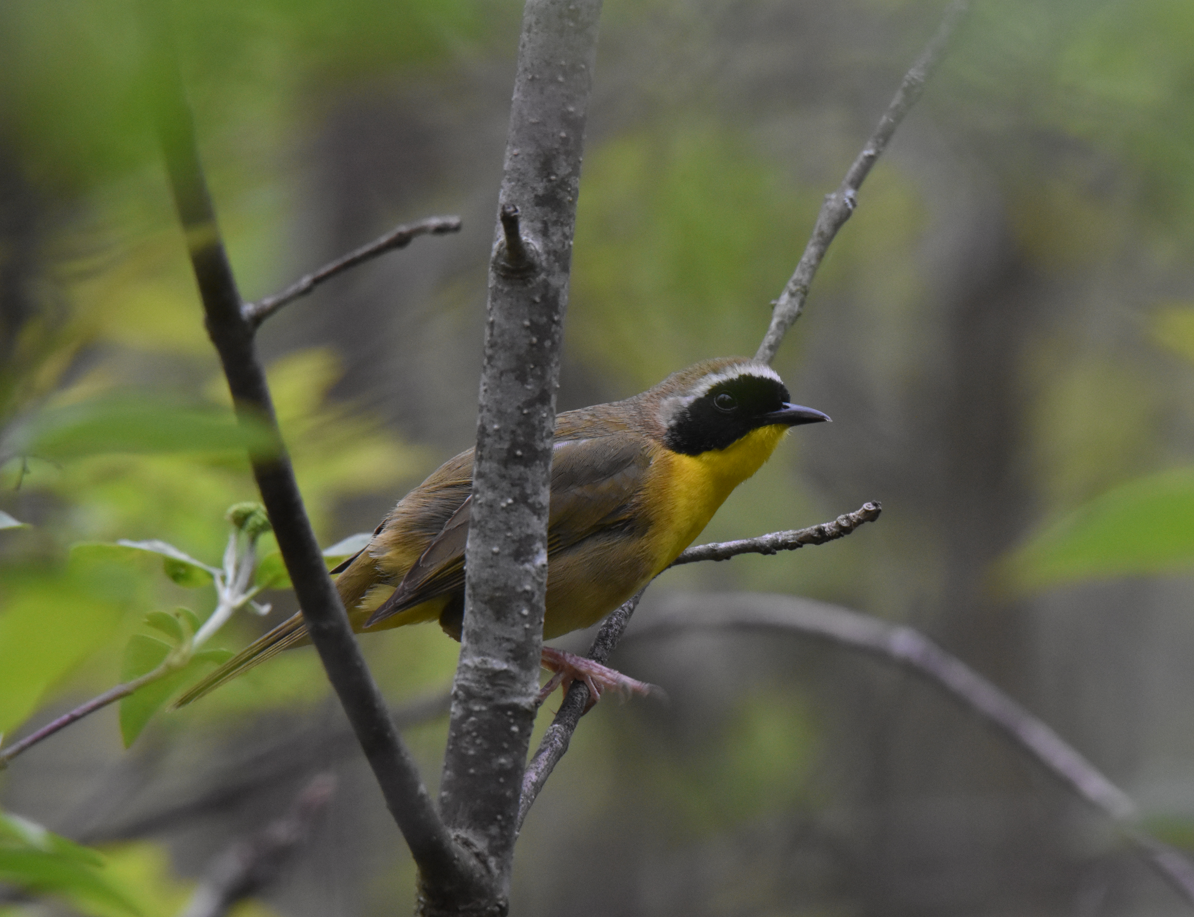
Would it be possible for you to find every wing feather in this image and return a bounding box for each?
[366,432,652,627]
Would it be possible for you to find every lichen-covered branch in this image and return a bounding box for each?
[434,0,604,910]
[516,503,883,828]
[672,501,881,566]
[517,590,644,833]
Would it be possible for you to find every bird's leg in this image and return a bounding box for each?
[538,646,658,710]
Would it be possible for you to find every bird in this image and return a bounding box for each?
[174,357,829,707]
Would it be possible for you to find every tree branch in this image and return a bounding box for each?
[243,216,463,327]
[631,593,1194,907]
[517,589,644,833]
[756,0,972,363]
[79,692,450,845]
[672,501,881,566]
[135,2,486,900]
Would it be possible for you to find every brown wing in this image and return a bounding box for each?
[365,432,653,627]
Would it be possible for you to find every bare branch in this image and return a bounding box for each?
[134,2,485,899]
[243,216,463,327]
[1,679,144,768]
[672,501,881,566]
[631,593,1194,906]
[756,0,971,363]
[435,0,604,906]
[177,775,336,917]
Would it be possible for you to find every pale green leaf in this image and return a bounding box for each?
[0,511,28,529]
[323,532,371,561]
[1001,467,1194,593]
[115,539,219,587]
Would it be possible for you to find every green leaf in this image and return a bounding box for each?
[176,608,201,637]
[0,510,28,529]
[1151,304,1194,364]
[1001,467,1194,593]
[118,636,173,747]
[0,565,129,737]
[254,550,290,590]
[72,541,219,588]
[5,396,279,461]
[0,811,142,917]
[143,611,184,645]
[117,637,228,747]
[116,539,219,587]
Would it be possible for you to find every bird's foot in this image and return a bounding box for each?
[538,646,659,711]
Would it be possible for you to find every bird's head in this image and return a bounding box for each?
[643,357,830,456]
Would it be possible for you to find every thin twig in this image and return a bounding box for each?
[517,589,645,833]
[630,593,1194,907]
[0,668,160,767]
[135,1,486,900]
[516,502,883,827]
[243,216,463,327]
[756,0,972,363]
[672,501,881,566]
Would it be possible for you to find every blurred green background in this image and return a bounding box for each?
[5,0,1194,914]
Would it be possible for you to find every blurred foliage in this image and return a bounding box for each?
[1006,306,1194,593]
[571,123,821,387]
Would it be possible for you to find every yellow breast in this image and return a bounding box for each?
[647,423,789,572]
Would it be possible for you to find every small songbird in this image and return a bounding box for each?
[175,357,829,706]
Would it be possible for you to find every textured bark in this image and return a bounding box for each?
[431,0,604,912]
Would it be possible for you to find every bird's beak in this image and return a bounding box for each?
[762,403,832,426]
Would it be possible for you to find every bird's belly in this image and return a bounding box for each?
[542,533,655,638]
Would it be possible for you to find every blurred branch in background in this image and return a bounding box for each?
[134,0,485,902]
[630,593,1194,907]
[79,692,451,846]
[177,775,336,917]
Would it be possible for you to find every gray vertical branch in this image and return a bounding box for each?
[434,0,604,906]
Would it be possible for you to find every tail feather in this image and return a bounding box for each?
[173,613,310,707]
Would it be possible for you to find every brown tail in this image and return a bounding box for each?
[173,612,311,707]
[173,549,386,708]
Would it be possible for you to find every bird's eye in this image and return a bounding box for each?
[714,392,737,412]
